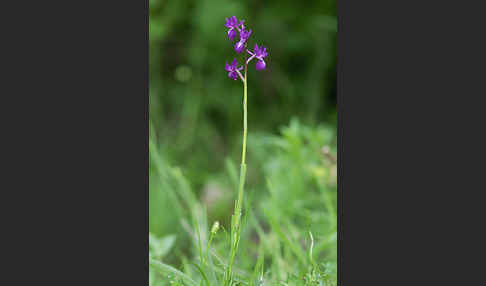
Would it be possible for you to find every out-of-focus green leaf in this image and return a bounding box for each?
[149,233,176,259]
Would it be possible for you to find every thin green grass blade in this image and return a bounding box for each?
[191,263,211,286]
[250,242,264,286]
[149,259,198,286]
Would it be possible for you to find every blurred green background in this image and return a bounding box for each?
[149,0,337,284]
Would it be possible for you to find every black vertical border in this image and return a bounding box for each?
[144,0,150,280]
[4,0,152,283]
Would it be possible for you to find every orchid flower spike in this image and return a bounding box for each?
[225,16,244,41]
[224,58,244,81]
[223,16,268,82]
[247,44,268,70]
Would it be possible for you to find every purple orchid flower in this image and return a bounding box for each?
[225,58,243,81]
[234,28,252,53]
[247,44,268,70]
[225,16,244,41]
[224,16,267,82]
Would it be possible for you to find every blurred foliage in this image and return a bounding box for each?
[149,0,336,284]
[150,0,336,188]
[150,119,337,285]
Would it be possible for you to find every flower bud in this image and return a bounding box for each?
[211,221,220,234]
[256,59,266,71]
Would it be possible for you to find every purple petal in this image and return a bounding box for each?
[227,29,237,41]
[262,47,268,58]
[254,44,267,58]
[226,16,241,28]
[240,28,251,41]
[225,62,232,72]
[256,59,266,71]
[231,58,238,68]
[228,71,238,80]
[224,18,232,28]
[254,43,259,54]
[234,41,245,53]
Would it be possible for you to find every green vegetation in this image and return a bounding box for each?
[149,0,336,285]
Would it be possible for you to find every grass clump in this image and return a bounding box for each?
[149,118,336,285]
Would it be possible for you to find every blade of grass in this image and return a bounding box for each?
[149,259,198,286]
[191,263,211,286]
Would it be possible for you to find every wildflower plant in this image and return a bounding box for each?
[223,15,268,286]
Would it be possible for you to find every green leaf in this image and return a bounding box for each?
[149,233,176,259]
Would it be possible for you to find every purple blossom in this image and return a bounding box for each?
[240,28,252,42]
[228,29,237,41]
[225,58,243,80]
[225,16,244,41]
[224,16,268,81]
[234,28,252,53]
[247,44,268,70]
[234,41,244,54]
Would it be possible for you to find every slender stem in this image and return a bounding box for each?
[242,65,247,166]
[225,61,248,286]
[235,62,247,219]
[236,69,245,82]
[205,232,214,265]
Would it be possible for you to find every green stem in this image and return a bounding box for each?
[226,63,248,286]
[238,64,248,208]
[242,65,247,166]
[205,233,214,265]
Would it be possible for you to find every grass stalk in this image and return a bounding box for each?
[225,62,248,286]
